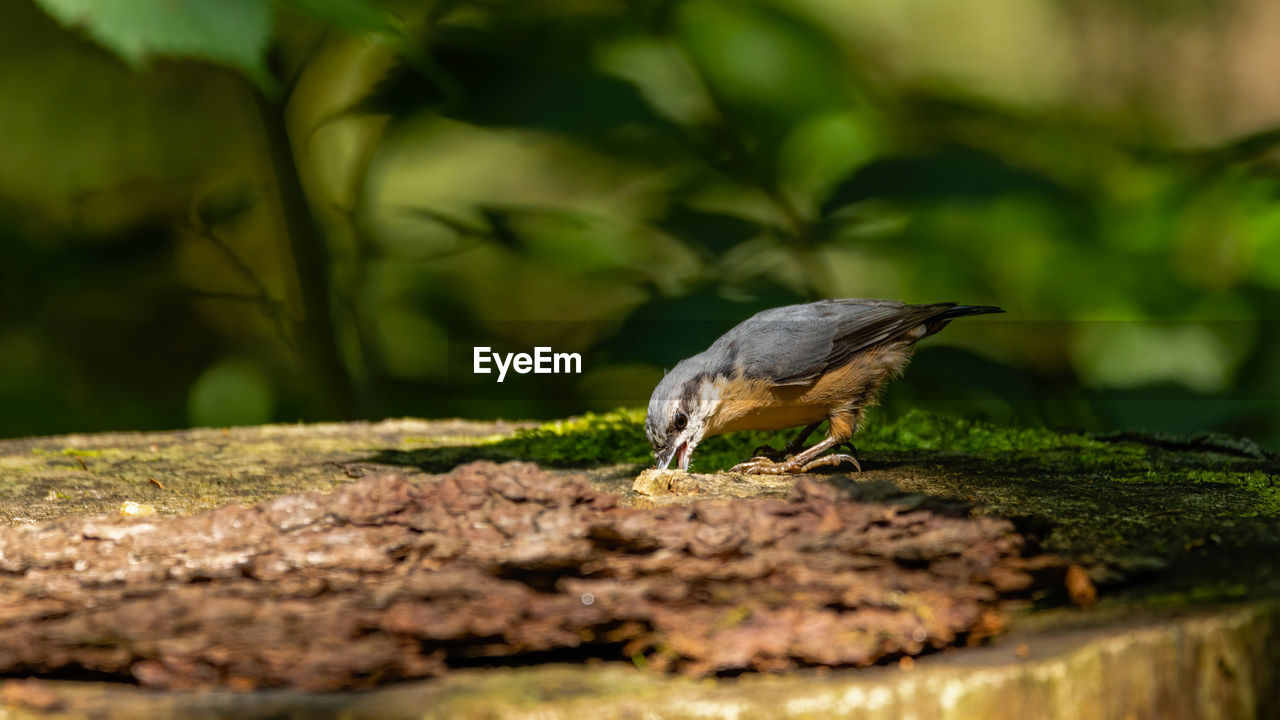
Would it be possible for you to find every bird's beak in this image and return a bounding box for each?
[653,440,692,471]
[654,446,674,470]
[676,441,691,471]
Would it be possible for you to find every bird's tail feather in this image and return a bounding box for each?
[935,304,1004,320]
[917,304,1003,340]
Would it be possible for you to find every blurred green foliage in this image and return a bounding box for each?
[4,0,1280,447]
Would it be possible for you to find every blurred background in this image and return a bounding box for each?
[4,0,1280,447]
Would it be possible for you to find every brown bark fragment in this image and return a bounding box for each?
[0,461,1056,690]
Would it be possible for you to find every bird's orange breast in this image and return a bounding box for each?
[703,345,912,437]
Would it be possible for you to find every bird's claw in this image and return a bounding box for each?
[802,453,862,473]
[729,456,780,474]
[730,457,797,475]
[730,453,861,475]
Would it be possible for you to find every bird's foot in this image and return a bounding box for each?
[730,452,861,475]
[801,453,862,473]
[730,456,798,474]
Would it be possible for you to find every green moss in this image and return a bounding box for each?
[372,406,1177,476]
[497,409,652,466]
[1111,469,1280,516]
[487,407,1152,471]
[471,409,1280,529]
[1143,582,1252,608]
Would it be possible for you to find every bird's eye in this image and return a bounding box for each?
[674,412,688,431]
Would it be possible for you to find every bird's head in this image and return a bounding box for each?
[645,358,720,471]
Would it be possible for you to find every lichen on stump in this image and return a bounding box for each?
[0,461,1057,690]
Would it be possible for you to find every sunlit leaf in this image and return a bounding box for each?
[675,0,855,148]
[32,0,274,88]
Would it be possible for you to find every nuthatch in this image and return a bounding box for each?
[645,299,1003,474]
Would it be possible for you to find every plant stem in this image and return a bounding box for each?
[252,89,357,419]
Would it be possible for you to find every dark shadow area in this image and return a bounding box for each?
[3,664,141,686]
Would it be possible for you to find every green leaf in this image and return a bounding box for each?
[675,0,855,146]
[278,0,399,34]
[32,0,273,88]
[819,146,1081,218]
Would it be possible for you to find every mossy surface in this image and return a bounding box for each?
[427,408,1280,594]
[0,419,532,525]
[478,407,1169,470]
[0,412,1279,716]
[2,410,1278,603]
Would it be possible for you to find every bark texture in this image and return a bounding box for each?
[0,461,1055,690]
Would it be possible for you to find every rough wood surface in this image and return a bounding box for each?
[0,420,535,525]
[0,461,1056,690]
[0,417,1277,719]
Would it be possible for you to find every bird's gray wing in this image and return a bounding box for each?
[712,299,957,386]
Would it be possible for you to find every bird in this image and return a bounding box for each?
[645,298,1003,474]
